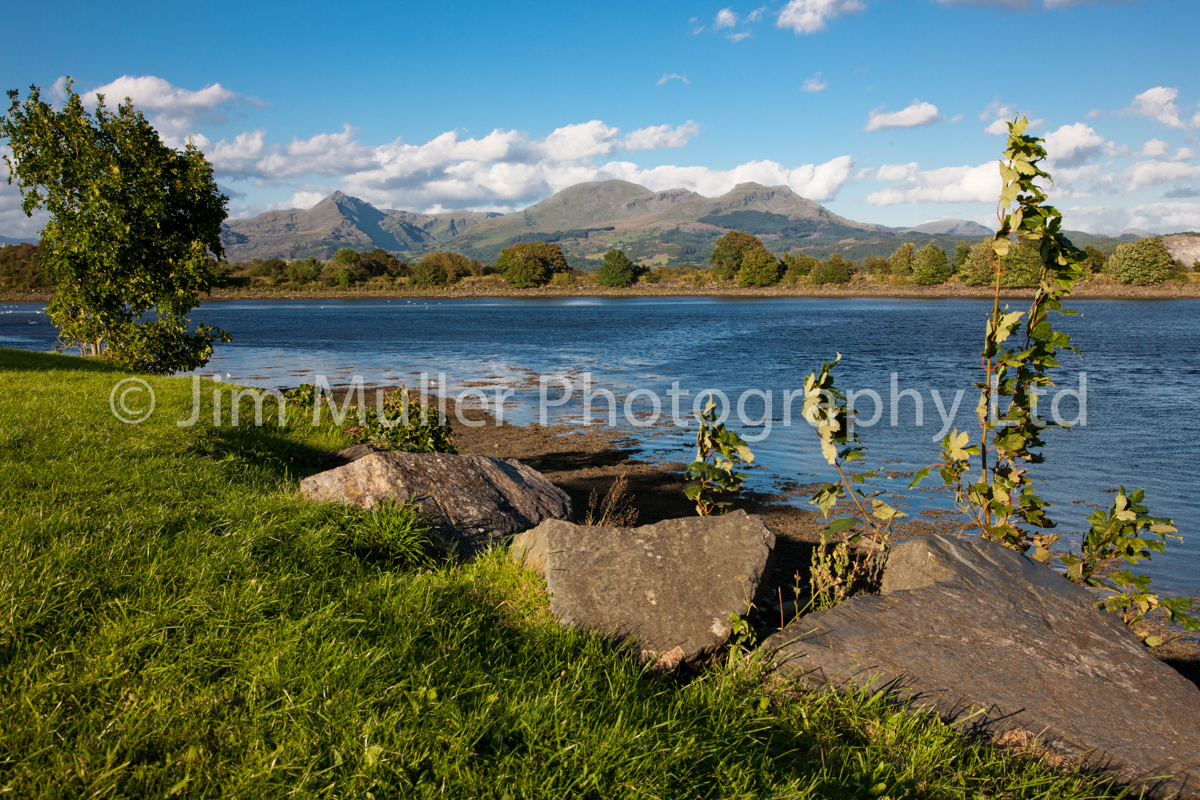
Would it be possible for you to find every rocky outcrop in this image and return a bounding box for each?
[765,535,1200,797]
[512,511,775,668]
[300,451,571,555]
[1164,233,1200,269]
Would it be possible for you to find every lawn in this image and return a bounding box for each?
[0,347,1125,798]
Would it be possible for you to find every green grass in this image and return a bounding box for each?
[0,347,1128,798]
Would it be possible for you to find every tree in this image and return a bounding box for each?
[1,80,228,373]
[952,241,972,271]
[780,251,817,280]
[496,241,568,287]
[737,248,781,286]
[1081,244,1107,276]
[911,244,952,285]
[361,248,410,278]
[0,241,46,290]
[709,231,766,281]
[959,239,1043,287]
[596,249,637,287]
[810,253,854,285]
[1106,237,1176,285]
[418,251,475,283]
[889,243,915,277]
[862,255,890,276]
[284,257,321,284]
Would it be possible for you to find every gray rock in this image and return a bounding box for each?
[300,451,571,554]
[764,535,1200,797]
[512,511,775,668]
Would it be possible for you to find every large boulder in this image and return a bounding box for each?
[764,535,1200,797]
[512,511,775,669]
[300,451,571,555]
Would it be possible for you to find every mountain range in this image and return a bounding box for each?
[218,180,1018,266]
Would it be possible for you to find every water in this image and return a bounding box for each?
[4,296,1198,596]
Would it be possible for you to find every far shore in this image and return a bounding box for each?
[5,275,1200,304]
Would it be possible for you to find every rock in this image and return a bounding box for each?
[320,443,382,466]
[764,535,1200,797]
[512,511,775,667]
[300,451,571,554]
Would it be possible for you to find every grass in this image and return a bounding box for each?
[0,347,1130,798]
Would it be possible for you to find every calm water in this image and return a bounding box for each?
[4,296,1198,596]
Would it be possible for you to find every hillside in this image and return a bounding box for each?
[214,180,1139,267]
[219,191,498,261]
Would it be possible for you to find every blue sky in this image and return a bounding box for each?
[3,0,1199,236]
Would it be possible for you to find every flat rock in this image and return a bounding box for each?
[764,535,1200,797]
[300,451,571,554]
[512,511,775,668]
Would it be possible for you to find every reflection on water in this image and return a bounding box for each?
[3,296,1198,596]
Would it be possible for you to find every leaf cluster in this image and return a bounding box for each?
[683,395,754,516]
[343,386,457,454]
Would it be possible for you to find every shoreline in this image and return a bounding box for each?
[5,278,1200,304]
[441,397,1200,688]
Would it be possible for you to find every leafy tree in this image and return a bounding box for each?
[0,241,46,290]
[737,248,781,286]
[862,255,890,276]
[889,243,915,277]
[952,241,972,271]
[361,248,410,278]
[497,241,568,287]
[1106,237,1176,285]
[285,257,321,284]
[248,257,287,280]
[810,254,854,285]
[709,231,766,281]
[780,251,817,279]
[1082,244,1106,276]
[418,251,475,283]
[596,249,637,287]
[958,239,1043,287]
[1,80,228,373]
[331,248,362,268]
[911,244,952,285]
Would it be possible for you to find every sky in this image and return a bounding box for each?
[2,0,1199,237]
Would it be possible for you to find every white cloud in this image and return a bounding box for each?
[535,121,621,160]
[746,6,768,21]
[1043,122,1105,167]
[984,119,1010,136]
[1141,139,1169,158]
[603,155,855,203]
[728,31,753,41]
[1121,160,1200,192]
[81,75,257,143]
[865,161,998,205]
[622,122,700,151]
[1125,86,1188,130]
[800,73,827,93]
[979,101,1014,121]
[714,8,738,28]
[777,0,865,33]
[865,99,944,131]
[936,0,1134,9]
[656,73,689,85]
[0,147,49,238]
[193,114,851,213]
[1064,202,1200,235]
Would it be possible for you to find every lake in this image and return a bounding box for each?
[4,296,1198,596]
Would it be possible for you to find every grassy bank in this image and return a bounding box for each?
[0,348,1128,798]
